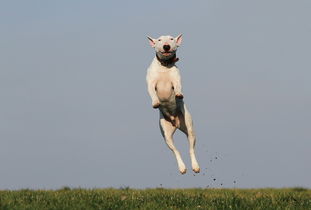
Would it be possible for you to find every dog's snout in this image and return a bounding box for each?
[163,45,171,52]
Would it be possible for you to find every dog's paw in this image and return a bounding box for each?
[152,101,160,109]
[192,162,200,173]
[175,93,184,99]
[179,167,187,175]
[192,167,200,173]
[178,162,187,175]
[191,162,200,173]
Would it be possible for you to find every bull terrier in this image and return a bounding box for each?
[146,34,200,174]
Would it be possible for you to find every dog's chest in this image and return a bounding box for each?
[155,70,175,100]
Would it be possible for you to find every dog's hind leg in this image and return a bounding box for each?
[159,113,187,174]
[178,104,200,173]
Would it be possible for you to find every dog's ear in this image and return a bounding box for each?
[175,34,183,46]
[147,36,156,48]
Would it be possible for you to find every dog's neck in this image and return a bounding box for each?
[156,53,179,67]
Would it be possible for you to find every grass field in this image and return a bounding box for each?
[0,188,310,209]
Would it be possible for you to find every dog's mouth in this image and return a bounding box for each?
[160,51,175,56]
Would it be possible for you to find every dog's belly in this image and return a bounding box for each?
[156,80,179,118]
[156,80,174,101]
[160,100,177,117]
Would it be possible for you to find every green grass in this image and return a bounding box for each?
[0,188,310,210]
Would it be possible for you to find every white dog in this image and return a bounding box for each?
[146,34,200,174]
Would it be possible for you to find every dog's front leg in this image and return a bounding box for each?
[147,79,160,108]
[172,73,183,99]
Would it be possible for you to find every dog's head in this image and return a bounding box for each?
[147,34,182,60]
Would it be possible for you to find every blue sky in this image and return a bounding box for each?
[0,1,310,189]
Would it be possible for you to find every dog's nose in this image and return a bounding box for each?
[163,45,171,52]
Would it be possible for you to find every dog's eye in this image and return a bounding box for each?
[158,39,161,41]
[170,38,174,40]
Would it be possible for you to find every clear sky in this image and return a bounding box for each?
[0,1,310,189]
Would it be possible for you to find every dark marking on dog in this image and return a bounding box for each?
[156,53,179,67]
